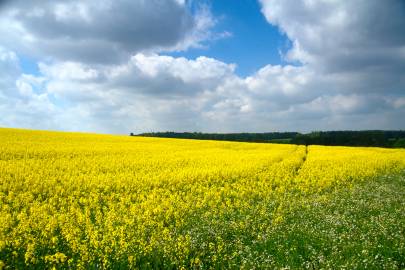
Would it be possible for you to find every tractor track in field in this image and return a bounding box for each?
[253,145,308,179]
[294,145,308,177]
[256,145,301,175]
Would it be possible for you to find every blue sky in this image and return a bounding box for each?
[0,0,404,133]
[19,54,40,76]
[169,0,290,77]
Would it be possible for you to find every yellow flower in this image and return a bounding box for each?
[0,127,404,268]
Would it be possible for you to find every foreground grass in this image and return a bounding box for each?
[245,172,405,269]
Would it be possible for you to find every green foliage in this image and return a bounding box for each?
[267,138,292,144]
[137,130,405,148]
[137,131,299,143]
[291,130,405,147]
[393,138,405,148]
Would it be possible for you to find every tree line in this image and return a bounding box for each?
[133,130,405,148]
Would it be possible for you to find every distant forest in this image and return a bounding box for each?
[134,131,405,148]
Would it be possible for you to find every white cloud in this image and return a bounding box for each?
[0,47,20,93]
[0,47,58,130]
[0,0,216,64]
[393,97,405,109]
[259,0,405,73]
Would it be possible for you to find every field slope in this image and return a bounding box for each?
[0,128,404,269]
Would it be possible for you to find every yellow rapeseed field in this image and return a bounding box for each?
[0,128,404,269]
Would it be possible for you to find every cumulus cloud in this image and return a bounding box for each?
[0,47,20,96]
[0,0,215,64]
[25,54,238,132]
[257,0,405,128]
[38,54,236,100]
[260,0,405,72]
[0,47,58,130]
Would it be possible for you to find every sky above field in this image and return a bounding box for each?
[0,0,405,134]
